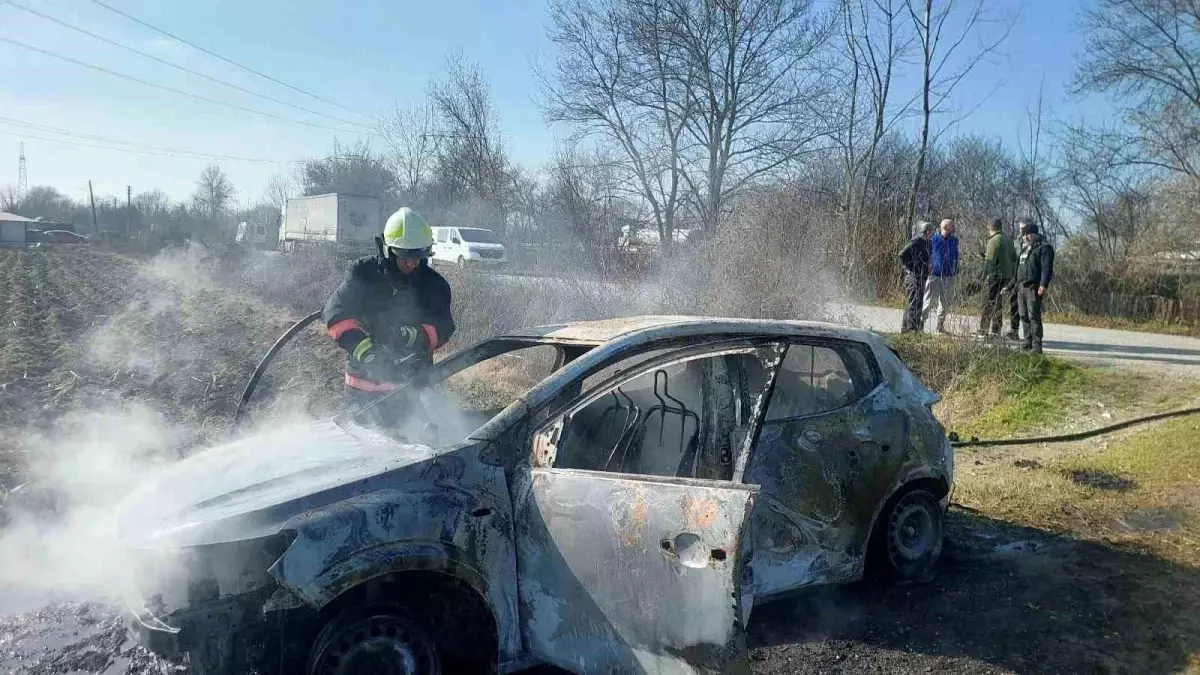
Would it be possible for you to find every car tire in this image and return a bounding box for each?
[307,603,442,675]
[872,488,943,581]
[456,256,467,269]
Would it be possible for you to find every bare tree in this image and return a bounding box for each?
[544,0,832,244]
[381,101,439,198]
[16,186,77,222]
[1073,0,1200,178]
[547,144,630,253]
[430,57,512,229]
[543,0,693,250]
[835,0,914,279]
[192,164,235,226]
[0,184,19,212]
[263,175,294,215]
[298,141,398,200]
[901,0,1015,234]
[670,0,834,228]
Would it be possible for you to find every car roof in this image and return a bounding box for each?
[501,315,879,346]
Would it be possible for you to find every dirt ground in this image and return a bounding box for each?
[2,246,1198,674]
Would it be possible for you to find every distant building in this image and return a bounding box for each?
[0,211,34,247]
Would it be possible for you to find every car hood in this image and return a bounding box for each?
[117,421,444,548]
[466,242,505,250]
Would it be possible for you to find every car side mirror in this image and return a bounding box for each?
[452,238,461,244]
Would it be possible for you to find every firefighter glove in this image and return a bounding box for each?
[391,324,431,351]
[353,339,412,383]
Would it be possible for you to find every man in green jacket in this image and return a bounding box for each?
[977,218,1018,336]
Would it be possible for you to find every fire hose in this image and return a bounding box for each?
[949,405,1200,448]
[231,310,323,434]
[231,310,421,436]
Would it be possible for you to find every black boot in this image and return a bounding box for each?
[1032,342,1043,355]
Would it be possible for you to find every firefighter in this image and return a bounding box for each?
[322,207,455,428]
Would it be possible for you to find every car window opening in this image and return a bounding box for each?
[765,341,880,421]
[552,351,773,481]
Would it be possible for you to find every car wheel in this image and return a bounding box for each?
[877,488,943,580]
[307,604,441,675]
[456,256,466,269]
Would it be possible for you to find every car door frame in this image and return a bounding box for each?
[738,336,908,598]
[511,338,786,674]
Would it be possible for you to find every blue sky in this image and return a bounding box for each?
[0,0,1114,205]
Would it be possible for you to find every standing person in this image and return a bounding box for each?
[323,207,455,429]
[1004,220,1030,340]
[976,218,1018,336]
[1015,223,1055,354]
[921,218,960,334]
[899,221,936,332]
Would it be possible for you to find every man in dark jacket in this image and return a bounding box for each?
[977,218,1018,336]
[323,207,455,428]
[899,220,935,332]
[1015,223,1054,354]
[1005,219,1030,340]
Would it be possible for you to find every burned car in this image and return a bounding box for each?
[118,316,952,674]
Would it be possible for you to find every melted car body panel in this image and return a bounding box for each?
[513,467,756,674]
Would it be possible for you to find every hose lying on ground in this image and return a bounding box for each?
[950,406,1200,448]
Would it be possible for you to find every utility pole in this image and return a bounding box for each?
[126,185,132,235]
[88,180,98,232]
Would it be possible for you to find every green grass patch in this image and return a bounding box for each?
[958,416,1200,566]
[953,354,1092,439]
[889,333,1196,440]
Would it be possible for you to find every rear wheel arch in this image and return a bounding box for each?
[865,475,949,579]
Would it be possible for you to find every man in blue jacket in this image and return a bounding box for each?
[921,218,959,334]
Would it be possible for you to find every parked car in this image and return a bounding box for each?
[41,229,88,244]
[431,226,507,268]
[118,316,951,675]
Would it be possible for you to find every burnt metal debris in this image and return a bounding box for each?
[117,316,952,674]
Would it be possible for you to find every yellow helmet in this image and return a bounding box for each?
[383,207,434,252]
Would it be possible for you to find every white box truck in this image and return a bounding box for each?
[279,194,380,252]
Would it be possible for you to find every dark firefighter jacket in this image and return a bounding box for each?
[322,256,455,391]
[899,236,932,280]
[1017,239,1055,289]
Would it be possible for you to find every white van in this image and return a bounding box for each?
[430,226,508,268]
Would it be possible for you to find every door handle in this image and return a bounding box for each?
[661,533,728,568]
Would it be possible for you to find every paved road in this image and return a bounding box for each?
[841,303,1200,377]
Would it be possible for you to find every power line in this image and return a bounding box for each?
[1,0,375,131]
[0,115,298,161]
[0,124,297,163]
[85,0,380,123]
[0,35,370,135]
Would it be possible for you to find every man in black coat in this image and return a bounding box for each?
[323,207,455,429]
[899,220,935,332]
[1015,223,1055,354]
